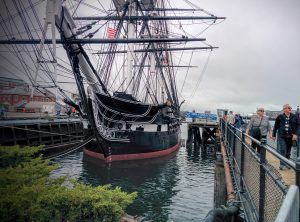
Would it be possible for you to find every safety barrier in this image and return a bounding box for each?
[275,185,299,222]
[220,119,299,222]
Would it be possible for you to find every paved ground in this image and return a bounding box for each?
[247,137,297,186]
[266,151,296,186]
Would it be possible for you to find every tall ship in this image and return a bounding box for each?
[0,0,224,162]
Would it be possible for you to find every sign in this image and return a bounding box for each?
[185,112,218,121]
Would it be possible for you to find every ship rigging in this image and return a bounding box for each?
[0,0,225,162]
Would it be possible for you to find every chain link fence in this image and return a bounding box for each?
[220,119,300,222]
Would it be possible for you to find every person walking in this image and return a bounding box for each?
[246,107,272,153]
[272,104,299,170]
[234,113,244,129]
[296,108,300,159]
[0,107,4,119]
[227,111,235,125]
[296,105,300,118]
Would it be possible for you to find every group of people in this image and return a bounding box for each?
[226,104,300,170]
[225,111,245,129]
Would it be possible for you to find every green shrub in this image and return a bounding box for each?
[0,145,40,168]
[0,146,137,222]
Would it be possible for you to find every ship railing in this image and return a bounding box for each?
[219,119,300,222]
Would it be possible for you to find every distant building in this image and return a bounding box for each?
[265,110,281,120]
[0,77,56,112]
[265,109,298,120]
[0,77,27,90]
[217,109,228,118]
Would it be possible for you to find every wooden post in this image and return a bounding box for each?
[75,122,78,137]
[214,153,227,207]
[24,125,30,145]
[12,127,16,145]
[49,123,54,145]
[59,123,63,143]
[37,124,42,145]
[67,122,71,142]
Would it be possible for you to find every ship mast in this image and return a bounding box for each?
[126,1,135,94]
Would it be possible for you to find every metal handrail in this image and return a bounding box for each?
[275,185,299,222]
[220,119,300,222]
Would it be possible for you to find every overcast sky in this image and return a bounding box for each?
[0,0,299,114]
[179,0,300,114]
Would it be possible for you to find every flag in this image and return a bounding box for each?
[107,27,117,38]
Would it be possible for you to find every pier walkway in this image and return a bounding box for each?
[220,120,299,222]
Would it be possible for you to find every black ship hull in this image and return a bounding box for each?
[84,127,180,162]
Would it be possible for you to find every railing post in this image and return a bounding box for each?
[227,124,231,148]
[295,157,300,201]
[232,127,236,157]
[258,145,266,222]
[225,121,228,144]
[240,131,245,192]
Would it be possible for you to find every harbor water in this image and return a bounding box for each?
[52,124,215,221]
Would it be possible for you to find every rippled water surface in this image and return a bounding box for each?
[52,124,215,221]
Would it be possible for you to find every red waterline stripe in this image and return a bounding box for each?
[83,143,180,162]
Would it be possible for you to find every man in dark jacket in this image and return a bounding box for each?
[272,104,299,169]
[233,114,244,129]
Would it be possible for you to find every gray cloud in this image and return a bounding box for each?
[0,0,299,114]
[179,0,300,113]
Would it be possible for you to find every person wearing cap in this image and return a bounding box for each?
[272,104,299,170]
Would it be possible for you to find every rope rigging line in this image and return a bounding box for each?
[5,1,78,99]
[46,136,94,160]
[21,0,57,80]
[0,0,44,26]
[25,0,82,97]
[136,1,174,104]
[180,51,194,95]
[0,10,36,85]
[188,50,212,100]
[182,0,215,17]
[6,0,55,88]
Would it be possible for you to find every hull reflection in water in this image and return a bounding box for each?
[52,124,215,222]
[82,151,180,221]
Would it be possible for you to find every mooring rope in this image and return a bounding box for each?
[46,136,94,159]
[0,125,83,139]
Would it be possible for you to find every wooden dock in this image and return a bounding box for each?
[0,118,85,157]
[185,120,219,147]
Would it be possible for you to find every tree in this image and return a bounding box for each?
[0,146,137,222]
